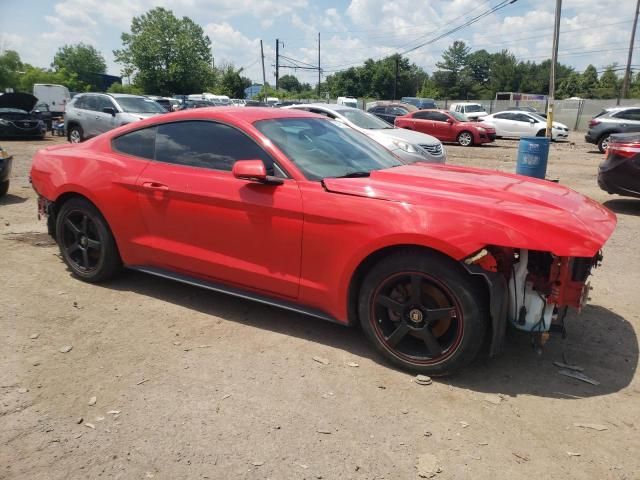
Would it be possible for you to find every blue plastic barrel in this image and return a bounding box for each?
[516,137,550,179]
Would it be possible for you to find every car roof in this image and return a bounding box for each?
[289,103,354,112]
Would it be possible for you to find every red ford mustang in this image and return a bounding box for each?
[395,109,496,147]
[30,107,616,375]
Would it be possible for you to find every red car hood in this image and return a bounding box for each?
[323,164,616,256]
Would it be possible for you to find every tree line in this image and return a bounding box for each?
[322,40,640,100]
[2,7,639,101]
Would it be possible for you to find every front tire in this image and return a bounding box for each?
[0,180,9,197]
[457,131,474,147]
[55,198,122,283]
[68,125,84,144]
[358,250,487,376]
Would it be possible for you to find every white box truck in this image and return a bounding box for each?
[33,84,71,115]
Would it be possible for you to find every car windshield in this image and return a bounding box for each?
[465,104,485,113]
[450,111,468,122]
[116,97,166,113]
[0,108,28,114]
[340,109,394,129]
[254,117,403,181]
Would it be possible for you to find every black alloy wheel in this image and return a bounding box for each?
[359,250,486,375]
[55,198,121,282]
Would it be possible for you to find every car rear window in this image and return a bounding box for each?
[112,127,157,159]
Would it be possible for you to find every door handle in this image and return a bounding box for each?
[142,182,169,191]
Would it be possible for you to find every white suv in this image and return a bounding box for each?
[64,93,167,143]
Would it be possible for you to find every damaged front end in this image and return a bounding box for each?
[463,247,602,356]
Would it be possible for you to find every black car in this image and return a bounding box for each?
[0,145,13,197]
[180,100,217,109]
[367,103,417,124]
[598,133,640,198]
[0,93,47,139]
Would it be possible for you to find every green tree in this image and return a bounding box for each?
[216,63,250,98]
[579,64,598,97]
[630,71,640,98]
[434,41,471,97]
[52,43,106,90]
[0,50,23,91]
[106,82,144,94]
[595,66,620,98]
[279,74,302,92]
[557,71,582,98]
[114,7,213,95]
[418,77,440,99]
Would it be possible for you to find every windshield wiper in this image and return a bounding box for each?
[331,171,371,179]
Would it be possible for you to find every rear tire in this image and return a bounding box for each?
[358,249,487,376]
[68,125,84,144]
[0,180,8,197]
[55,198,122,283]
[457,131,474,147]
[598,134,612,154]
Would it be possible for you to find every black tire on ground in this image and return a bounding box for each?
[457,131,474,147]
[0,180,9,197]
[55,197,122,283]
[68,125,84,144]
[358,249,487,376]
[597,134,612,154]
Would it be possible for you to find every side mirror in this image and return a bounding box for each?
[446,118,454,124]
[232,160,283,185]
[103,107,116,116]
[529,119,536,124]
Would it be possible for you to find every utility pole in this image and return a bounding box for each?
[318,32,321,98]
[546,0,562,138]
[275,39,280,90]
[622,0,640,98]
[393,56,399,100]
[260,40,267,89]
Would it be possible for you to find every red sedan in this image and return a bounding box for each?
[395,109,496,146]
[30,107,615,375]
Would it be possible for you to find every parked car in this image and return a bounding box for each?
[0,93,47,139]
[286,103,445,163]
[508,105,546,118]
[230,99,246,107]
[337,96,358,108]
[65,93,167,143]
[401,97,437,109]
[0,145,12,197]
[449,102,488,120]
[146,96,172,111]
[585,106,640,153]
[30,107,616,375]
[480,111,569,140]
[395,109,496,147]
[180,100,217,109]
[367,103,417,124]
[598,132,640,198]
[33,83,70,116]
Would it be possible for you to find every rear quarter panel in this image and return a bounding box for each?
[31,140,153,265]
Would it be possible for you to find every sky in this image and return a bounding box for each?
[0,0,638,87]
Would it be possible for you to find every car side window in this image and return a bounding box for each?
[413,111,431,120]
[112,127,157,160]
[309,108,333,118]
[155,121,274,173]
[96,96,116,112]
[514,114,533,123]
[74,96,89,110]
[431,112,450,122]
[494,113,512,120]
[392,107,408,115]
[615,109,640,121]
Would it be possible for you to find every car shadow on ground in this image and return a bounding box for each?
[603,198,640,216]
[100,270,637,400]
[0,193,27,206]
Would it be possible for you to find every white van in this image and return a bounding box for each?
[202,93,230,105]
[449,102,488,120]
[266,97,279,106]
[337,96,358,108]
[33,84,71,115]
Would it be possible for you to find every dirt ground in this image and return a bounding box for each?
[1,132,639,480]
